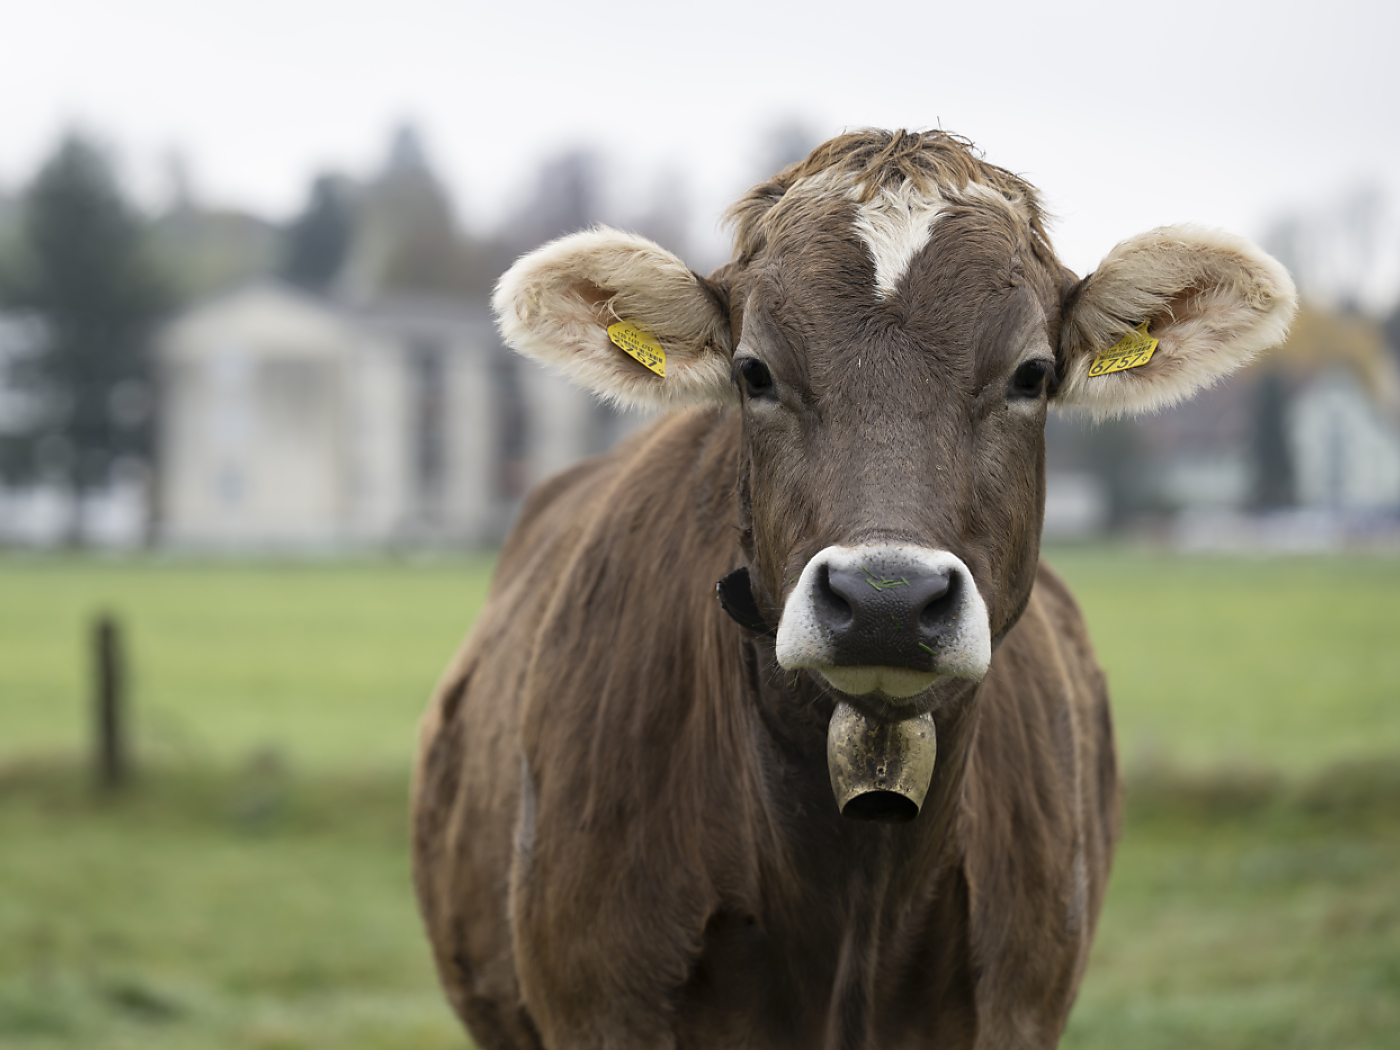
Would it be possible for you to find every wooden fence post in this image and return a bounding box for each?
[93,613,128,791]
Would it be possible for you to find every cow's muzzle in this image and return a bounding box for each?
[775,545,992,700]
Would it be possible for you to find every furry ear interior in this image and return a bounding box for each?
[492,227,734,411]
[1055,225,1297,418]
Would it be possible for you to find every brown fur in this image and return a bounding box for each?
[725,129,1056,269]
[414,410,1117,1050]
[414,129,1288,1049]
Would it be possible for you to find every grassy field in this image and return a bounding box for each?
[1066,765,1400,1049]
[1,550,1397,1048]
[0,555,496,769]
[1053,549,1400,774]
[0,762,465,1049]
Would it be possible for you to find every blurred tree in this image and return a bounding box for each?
[757,118,821,178]
[1261,216,1307,294]
[1082,417,1149,530]
[147,150,279,300]
[148,204,279,301]
[629,167,691,259]
[0,134,171,544]
[1384,297,1400,356]
[0,191,20,287]
[1043,412,1158,532]
[1250,370,1295,509]
[504,148,605,252]
[341,123,495,298]
[373,128,467,294]
[279,173,353,293]
[1263,185,1396,313]
[1335,185,1385,311]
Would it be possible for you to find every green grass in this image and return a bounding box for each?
[1048,548,1400,773]
[1064,761,1400,1050]
[4,550,1397,777]
[0,760,465,1050]
[1,549,1398,1048]
[2,757,1395,1050]
[0,555,495,770]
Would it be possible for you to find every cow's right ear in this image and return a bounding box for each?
[493,227,734,411]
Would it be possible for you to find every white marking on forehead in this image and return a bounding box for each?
[850,181,950,299]
[779,171,1033,300]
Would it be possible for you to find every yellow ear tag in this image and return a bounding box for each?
[607,320,666,378]
[1088,321,1158,378]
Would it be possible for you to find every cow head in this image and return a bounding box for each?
[494,130,1295,796]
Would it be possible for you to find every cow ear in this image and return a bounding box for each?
[1054,225,1297,418]
[492,227,734,411]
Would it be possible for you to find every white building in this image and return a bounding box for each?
[156,282,627,549]
[1290,367,1400,511]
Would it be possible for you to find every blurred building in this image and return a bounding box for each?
[1045,303,1400,547]
[143,125,647,550]
[156,282,627,549]
[1290,368,1400,510]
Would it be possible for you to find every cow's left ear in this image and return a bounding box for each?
[493,227,734,411]
[1054,225,1297,418]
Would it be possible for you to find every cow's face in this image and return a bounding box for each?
[494,131,1295,722]
[722,169,1071,717]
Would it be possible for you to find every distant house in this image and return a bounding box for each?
[156,282,628,549]
[1044,303,1400,543]
[1291,367,1400,510]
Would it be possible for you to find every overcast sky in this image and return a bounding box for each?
[2,0,1397,296]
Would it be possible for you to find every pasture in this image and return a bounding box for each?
[1,550,1397,1048]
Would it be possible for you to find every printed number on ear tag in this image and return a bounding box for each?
[608,321,667,377]
[1089,321,1158,378]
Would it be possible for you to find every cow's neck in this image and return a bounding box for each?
[739,635,984,1047]
[747,633,980,878]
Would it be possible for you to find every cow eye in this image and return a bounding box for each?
[735,357,775,398]
[1009,359,1053,400]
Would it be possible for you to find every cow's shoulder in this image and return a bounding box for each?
[498,406,738,585]
[1026,559,1097,669]
[516,405,744,728]
[978,557,1109,755]
[957,560,1118,1039]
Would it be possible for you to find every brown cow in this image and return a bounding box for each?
[413,129,1295,1050]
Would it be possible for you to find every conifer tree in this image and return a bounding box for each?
[280,174,352,293]
[0,134,170,542]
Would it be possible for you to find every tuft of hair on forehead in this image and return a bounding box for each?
[725,128,1052,262]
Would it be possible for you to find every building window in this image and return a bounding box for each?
[410,341,446,519]
[217,465,244,506]
[493,352,529,499]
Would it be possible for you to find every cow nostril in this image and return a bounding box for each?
[917,572,957,631]
[813,564,854,629]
